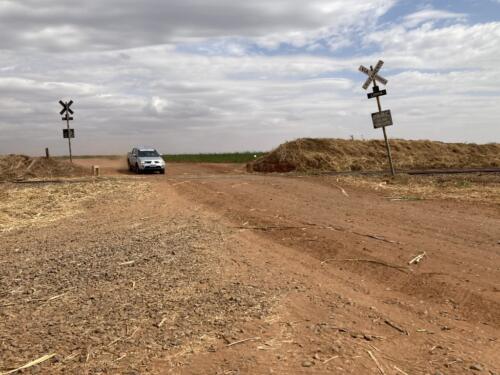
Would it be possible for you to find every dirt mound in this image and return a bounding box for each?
[0,155,89,181]
[247,138,500,173]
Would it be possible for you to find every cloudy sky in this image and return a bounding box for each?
[0,0,499,155]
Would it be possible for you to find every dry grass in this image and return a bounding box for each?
[0,180,149,232]
[336,174,500,205]
[0,180,274,374]
[248,138,500,173]
[0,155,89,181]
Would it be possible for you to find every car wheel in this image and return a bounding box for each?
[160,169,165,175]
[135,164,141,174]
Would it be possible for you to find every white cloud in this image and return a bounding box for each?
[403,8,466,28]
[366,22,500,69]
[0,0,396,52]
[148,97,170,115]
[0,0,498,155]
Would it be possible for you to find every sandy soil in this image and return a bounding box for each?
[0,158,499,374]
[72,157,246,177]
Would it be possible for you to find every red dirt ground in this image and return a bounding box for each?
[0,157,498,374]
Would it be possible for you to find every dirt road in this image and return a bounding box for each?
[1,158,499,374]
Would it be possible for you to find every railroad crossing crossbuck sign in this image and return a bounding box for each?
[59,100,74,120]
[359,60,387,90]
[59,100,75,162]
[358,60,396,176]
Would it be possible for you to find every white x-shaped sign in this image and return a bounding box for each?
[359,60,388,90]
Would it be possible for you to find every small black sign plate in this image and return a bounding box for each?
[63,129,75,139]
[368,89,387,99]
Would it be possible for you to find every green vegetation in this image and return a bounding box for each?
[162,152,266,163]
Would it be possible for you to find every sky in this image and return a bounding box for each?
[0,0,499,155]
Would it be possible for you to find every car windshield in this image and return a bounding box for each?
[138,150,160,157]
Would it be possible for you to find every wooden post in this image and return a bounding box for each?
[45,148,50,158]
[59,100,74,163]
[372,66,395,176]
[66,113,73,163]
[382,126,395,176]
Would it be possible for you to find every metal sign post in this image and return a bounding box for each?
[59,100,75,163]
[359,60,395,176]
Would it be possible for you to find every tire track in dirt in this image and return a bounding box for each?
[4,159,497,374]
[164,167,500,374]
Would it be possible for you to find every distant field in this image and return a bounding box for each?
[57,155,124,160]
[59,153,266,163]
[162,152,266,163]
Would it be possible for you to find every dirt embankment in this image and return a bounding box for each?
[0,155,88,181]
[247,138,500,173]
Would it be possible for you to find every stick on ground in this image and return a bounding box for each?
[323,355,339,364]
[232,226,306,231]
[226,337,261,347]
[1,353,56,375]
[157,317,168,328]
[334,184,349,197]
[384,319,408,335]
[394,365,410,375]
[367,350,386,375]
[408,252,426,265]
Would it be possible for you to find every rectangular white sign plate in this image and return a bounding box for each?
[372,110,393,129]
